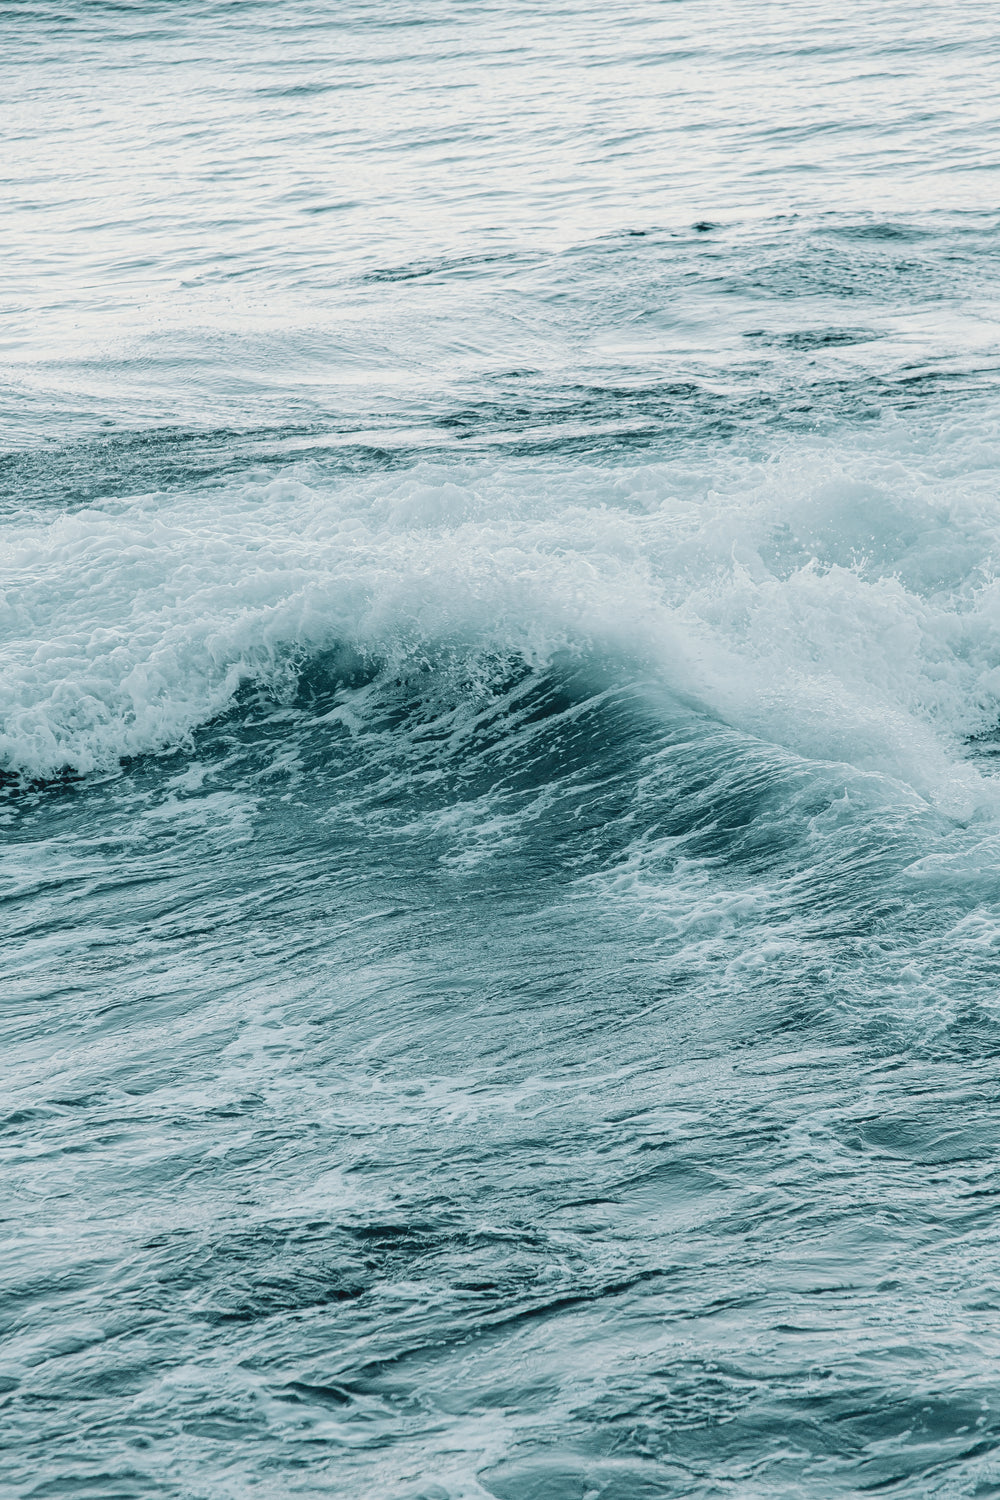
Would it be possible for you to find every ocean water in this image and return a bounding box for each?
[5,2,1000,1496]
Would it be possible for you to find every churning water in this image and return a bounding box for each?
[5,3,1000,1496]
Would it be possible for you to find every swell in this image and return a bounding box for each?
[7,206,1000,460]
[8,366,997,522]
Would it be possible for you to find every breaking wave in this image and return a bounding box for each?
[6,410,1000,820]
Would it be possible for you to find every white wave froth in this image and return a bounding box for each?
[4,414,1000,812]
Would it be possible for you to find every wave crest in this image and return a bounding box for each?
[4,421,1000,812]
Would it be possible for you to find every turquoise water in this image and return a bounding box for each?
[5,4,1000,1496]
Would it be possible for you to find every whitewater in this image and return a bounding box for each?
[5,2,1000,1496]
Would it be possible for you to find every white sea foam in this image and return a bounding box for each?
[4,414,1000,811]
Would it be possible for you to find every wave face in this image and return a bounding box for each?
[6,3,1000,1498]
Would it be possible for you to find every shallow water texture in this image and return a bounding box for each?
[6,3,1000,1498]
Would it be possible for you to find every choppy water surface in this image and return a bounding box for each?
[5,3,1000,1496]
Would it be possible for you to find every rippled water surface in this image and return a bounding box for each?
[5,3,1000,1497]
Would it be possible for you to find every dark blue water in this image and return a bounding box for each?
[5,3,1000,1496]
